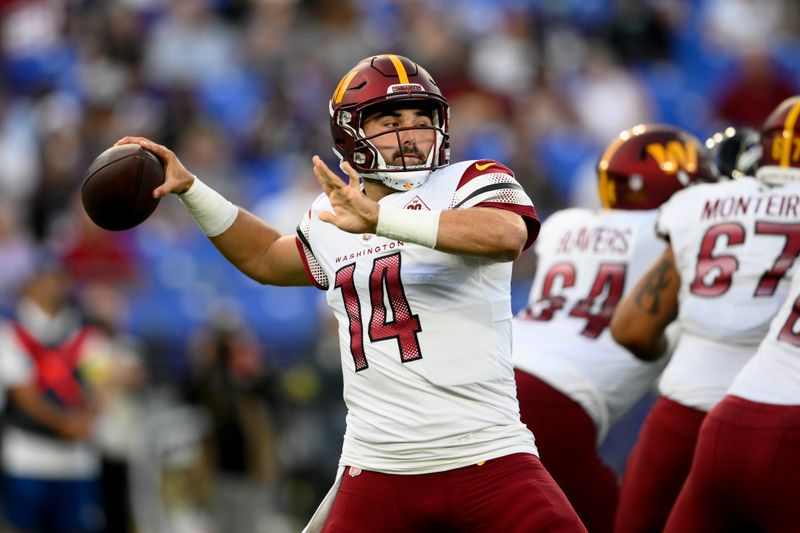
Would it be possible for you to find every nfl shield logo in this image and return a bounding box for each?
[404,196,430,211]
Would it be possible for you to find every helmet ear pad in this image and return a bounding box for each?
[329,55,450,191]
[597,124,721,210]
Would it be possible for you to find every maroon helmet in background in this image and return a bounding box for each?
[329,54,450,191]
[597,124,720,210]
[756,95,800,185]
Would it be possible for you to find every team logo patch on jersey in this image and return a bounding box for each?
[348,467,362,477]
[404,195,430,211]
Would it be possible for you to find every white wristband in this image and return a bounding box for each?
[375,205,440,248]
[178,177,239,237]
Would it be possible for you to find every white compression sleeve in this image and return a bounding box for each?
[375,205,440,248]
[178,177,239,237]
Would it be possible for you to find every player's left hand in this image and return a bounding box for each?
[313,155,379,234]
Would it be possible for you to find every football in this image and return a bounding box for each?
[81,144,165,231]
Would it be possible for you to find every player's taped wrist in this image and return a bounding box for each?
[178,177,239,237]
[375,205,440,248]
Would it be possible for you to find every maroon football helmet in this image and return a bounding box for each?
[329,54,450,190]
[756,95,800,185]
[597,124,719,210]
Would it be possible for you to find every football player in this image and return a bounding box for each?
[664,252,800,531]
[513,124,719,533]
[116,54,586,532]
[611,95,800,533]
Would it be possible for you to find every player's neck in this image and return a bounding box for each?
[362,178,397,202]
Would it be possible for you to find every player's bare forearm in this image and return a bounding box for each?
[209,208,311,286]
[436,207,528,261]
[611,246,680,361]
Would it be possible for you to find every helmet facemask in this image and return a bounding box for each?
[332,96,450,191]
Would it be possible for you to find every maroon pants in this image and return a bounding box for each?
[515,370,618,533]
[322,453,587,532]
[614,396,706,533]
[664,396,800,533]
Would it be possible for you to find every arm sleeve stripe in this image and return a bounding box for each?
[295,217,329,290]
[452,182,525,209]
[296,223,313,253]
[294,237,327,290]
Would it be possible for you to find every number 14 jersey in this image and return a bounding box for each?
[296,160,540,474]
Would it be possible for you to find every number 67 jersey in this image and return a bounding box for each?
[655,176,800,411]
[296,160,540,474]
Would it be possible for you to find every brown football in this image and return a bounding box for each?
[81,144,165,231]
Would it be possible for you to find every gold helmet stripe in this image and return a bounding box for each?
[386,54,410,84]
[597,133,628,209]
[333,69,359,104]
[780,98,800,167]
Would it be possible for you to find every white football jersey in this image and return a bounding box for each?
[513,208,669,443]
[656,177,800,410]
[728,266,800,404]
[296,160,540,474]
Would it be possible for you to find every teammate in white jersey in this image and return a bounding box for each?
[116,54,585,532]
[513,124,720,533]
[663,249,800,531]
[611,95,800,533]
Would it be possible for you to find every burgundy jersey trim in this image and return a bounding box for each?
[477,201,540,250]
[456,159,514,189]
[295,237,326,290]
[295,212,329,290]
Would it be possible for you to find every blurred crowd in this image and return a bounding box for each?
[1,0,800,531]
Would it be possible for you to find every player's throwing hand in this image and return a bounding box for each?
[312,155,379,235]
[115,136,196,198]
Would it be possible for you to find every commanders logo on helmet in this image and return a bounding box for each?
[329,54,450,191]
[756,95,800,185]
[597,124,720,210]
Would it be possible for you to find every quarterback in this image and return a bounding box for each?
[117,54,585,532]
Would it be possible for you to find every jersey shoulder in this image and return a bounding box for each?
[444,159,539,248]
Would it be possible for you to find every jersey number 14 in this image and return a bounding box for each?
[335,252,422,371]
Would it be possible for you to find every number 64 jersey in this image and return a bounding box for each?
[655,177,800,411]
[296,160,540,475]
[513,207,670,443]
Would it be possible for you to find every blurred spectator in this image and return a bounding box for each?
[568,45,654,144]
[80,282,146,533]
[56,195,141,289]
[27,91,86,240]
[701,0,795,55]
[605,0,672,65]
[0,200,36,313]
[142,0,241,87]
[713,50,798,129]
[467,8,539,100]
[0,259,111,533]
[0,90,40,207]
[186,313,281,533]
